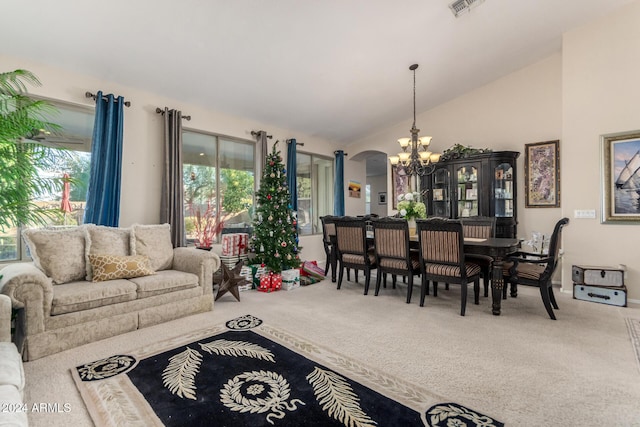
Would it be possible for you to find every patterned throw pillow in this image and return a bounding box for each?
[131,224,174,271]
[84,225,131,281]
[23,226,87,285]
[89,254,155,283]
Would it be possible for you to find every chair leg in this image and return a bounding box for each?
[355,270,359,283]
[539,283,557,320]
[460,282,467,316]
[483,268,490,297]
[445,283,449,290]
[474,278,480,305]
[406,274,413,304]
[549,284,559,309]
[363,269,371,295]
[420,277,428,307]
[347,269,351,281]
[392,275,397,289]
[433,281,438,297]
[375,270,382,296]
[337,263,344,290]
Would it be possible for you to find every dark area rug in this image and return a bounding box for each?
[72,315,503,426]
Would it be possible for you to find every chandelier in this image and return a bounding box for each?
[388,64,440,177]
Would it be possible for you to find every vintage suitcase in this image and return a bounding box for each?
[573,284,627,307]
[571,265,625,287]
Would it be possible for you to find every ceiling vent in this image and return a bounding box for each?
[449,0,485,17]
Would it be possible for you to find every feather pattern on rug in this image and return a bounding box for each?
[162,347,203,400]
[199,339,276,362]
[307,366,378,427]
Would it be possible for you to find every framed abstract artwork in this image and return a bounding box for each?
[524,140,560,208]
[601,130,640,223]
[391,165,410,210]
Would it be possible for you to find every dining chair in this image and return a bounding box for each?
[320,215,338,282]
[460,216,496,297]
[416,218,481,316]
[371,217,421,303]
[504,217,569,320]
[334,217,377,295]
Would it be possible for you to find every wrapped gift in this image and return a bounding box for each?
[271,273,282,290]
[222,233,250,256]
[258,274,273,292]
[302,261,325,280]
[249,264,268,287]
[282,268,301,291]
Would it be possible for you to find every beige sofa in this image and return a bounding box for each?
[0,224,220,361]
[0,294,27,426]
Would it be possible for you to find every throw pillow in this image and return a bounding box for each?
[23,226,87,285]
[130,224,174,271]
[89,254,155,283]
[85,225,131,281]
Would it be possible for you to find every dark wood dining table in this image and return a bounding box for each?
[461,237,521,315]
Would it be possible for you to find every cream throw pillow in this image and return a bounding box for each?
[89,254,155,282]
[85,225,131,281]
[23,227,87,285]
[131,224,174,271]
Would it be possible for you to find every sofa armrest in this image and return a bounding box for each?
[0,263,53,339]
[0,294,11,343]
[172,248,221,295]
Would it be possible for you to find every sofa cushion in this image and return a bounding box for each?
[129,270,198,299]
[51,280,138,316]
[89,254,155,282]
[85,225,131,281]
[0,343,24,395]
[131,224,174,271]
[23,226,86,285]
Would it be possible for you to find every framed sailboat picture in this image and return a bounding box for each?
[601,130,640,223]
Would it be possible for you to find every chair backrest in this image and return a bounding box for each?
[546,217,570,275]
[334,217,368,256]
[320,215,337,244]
[460,216,496,239]
[416,218,464,266]
[371,217,410,260]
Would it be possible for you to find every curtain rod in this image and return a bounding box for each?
[334,150,348,156]
[155,107,191,121]
[85,91,131,107]
[251,130,273,139]
[286,139,304,146]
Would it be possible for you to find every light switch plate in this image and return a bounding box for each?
[574,209,596,219]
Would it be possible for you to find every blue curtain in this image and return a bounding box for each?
[286,139,297,212]
[84,91,124,226]
[334,150,345,215]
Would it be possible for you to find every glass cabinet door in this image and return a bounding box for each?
[431,168,450,217]
[456,165,479,217]
[494,162,514,218]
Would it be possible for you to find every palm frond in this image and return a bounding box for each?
[199,339,275,362]
[162,347,203,400]
[306,366,378,427]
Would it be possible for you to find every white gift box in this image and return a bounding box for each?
[281,268,301,291]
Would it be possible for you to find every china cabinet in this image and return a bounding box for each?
[423,151,519,238]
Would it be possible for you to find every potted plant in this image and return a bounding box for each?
[189,199,224,250]
[0,69,64,231]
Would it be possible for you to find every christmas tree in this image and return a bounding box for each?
[250,142,301,273]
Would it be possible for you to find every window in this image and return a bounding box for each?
[183,131,255,246]
[296,153,334,236]
[1,100,94,262]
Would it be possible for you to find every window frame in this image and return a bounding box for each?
[295,151,334,236]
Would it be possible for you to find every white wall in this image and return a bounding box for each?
[367,174,388,217]
[561,0,640,299]
[1,54,338,263]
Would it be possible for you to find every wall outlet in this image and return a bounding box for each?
[574,209,596,219]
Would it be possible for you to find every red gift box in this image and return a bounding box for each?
[257,272,282,292]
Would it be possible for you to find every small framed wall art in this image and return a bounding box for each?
[524,140,560,208]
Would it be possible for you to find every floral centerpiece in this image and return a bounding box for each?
[397,192,426,220]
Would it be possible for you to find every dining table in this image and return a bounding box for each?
[461,237,521,315]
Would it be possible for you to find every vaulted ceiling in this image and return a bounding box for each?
[2,0,634,144]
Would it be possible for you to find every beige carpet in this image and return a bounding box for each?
[23,277,640,426]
